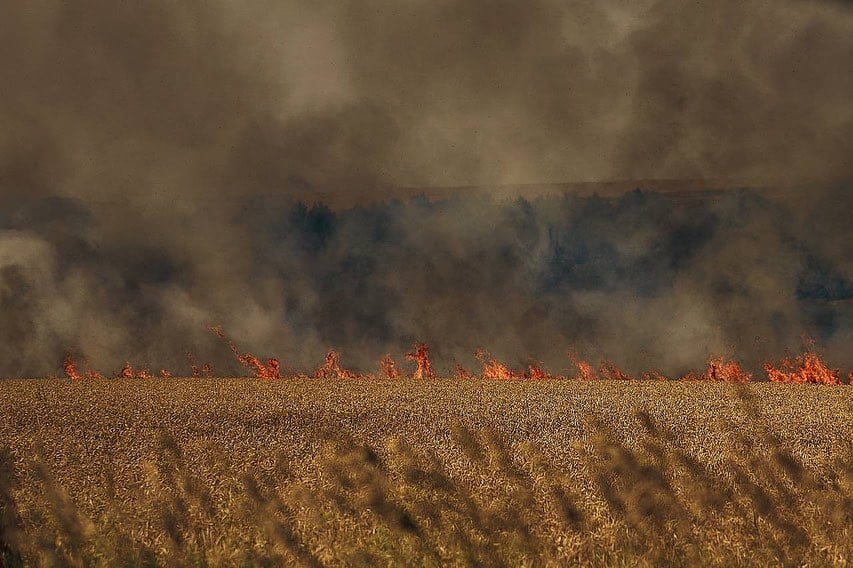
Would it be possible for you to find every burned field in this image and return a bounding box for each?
[1,379,850,566]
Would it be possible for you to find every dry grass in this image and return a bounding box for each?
[0,379,850,566]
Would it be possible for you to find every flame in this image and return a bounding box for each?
[379,354,400,380]
[314,350,361,380]
[186,352,214,378]
[118,362,153,379]
[525,361,551,381]
[58,330,850,384]
[63,354,82,380]
[237,353,281,380]
[641,370,669,381]
[702,356,752,383]
[208,324,281,379]
[208,324,225,338]
[406,343,435,380]
[476,349,519,380]
[599,361,634,381]
[118,361,136,379]
[569,354,597,381]
[764,351,841,384]
[63,354,105,380]
[454,364,475,380]
[118,362,133,379]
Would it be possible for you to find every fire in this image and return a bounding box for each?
[569,355,597,381]
[703,356,752,383]
[118,362,133,379]
[63,354,82,380]
[208,324,281,379]
[57,329,851,384]
[314,350,362,380]
[525,361,551,381]
[455,364,475,380]
[63,354,105,380]
[379,354,400,380]
[117,362,153,379]
[186,352,214,378]
[641,370,669,381]
[208,324,225,338]
[764,351,841,385]
[476,349,519,380]
[599,361,634,381]
[237,353,281,380]
[406,343,435,380]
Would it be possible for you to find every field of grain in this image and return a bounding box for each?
[0,379,850,566]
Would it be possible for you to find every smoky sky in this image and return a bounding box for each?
[0,0,850,377]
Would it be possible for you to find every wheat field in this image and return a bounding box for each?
[0,379,850,567]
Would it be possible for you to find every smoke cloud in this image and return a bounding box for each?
[0,0,850,376]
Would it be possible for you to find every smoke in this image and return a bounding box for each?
[0,0,850,376]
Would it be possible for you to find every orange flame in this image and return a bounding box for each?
[641,370,669,381]
[599,361,634,381]
[569,354,597,381]
[118,362,152,379]
[475,349,519,380]
[678,371,700,381]
[703,356,752,383]
[379,354,400,380]
[525,361,551,381]
[237,353,281,380]
[186,352,214,378]
[58,334,850,385]
[455,363,475,380]
[63,354,104,380]
[406,343,435,380]
[314,350,360,380]
[208,324,281,379]
[764,351,841,385]
[63,354,82,380]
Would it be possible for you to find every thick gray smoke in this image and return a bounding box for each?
[0,0,850,377]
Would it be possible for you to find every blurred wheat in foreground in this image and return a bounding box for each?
[0,380,850,567]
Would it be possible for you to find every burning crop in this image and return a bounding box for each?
[476,349,519,380]
[764,351,843,385]
[208,325,280,380]
[63,354,82,381]
[599,361,634,381]
[454,364,476,381]
[57,330,851,385]
[525,361,551,381]
[118,362,157,380]
[406,343,435,381]
[62,354,104,380]
[314,350,364,380]
[379,354,400,380]
[570,355,598,381]
[186,352,214,379]
[703,356,752,383]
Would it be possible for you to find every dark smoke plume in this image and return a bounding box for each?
[0,1,850,377]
